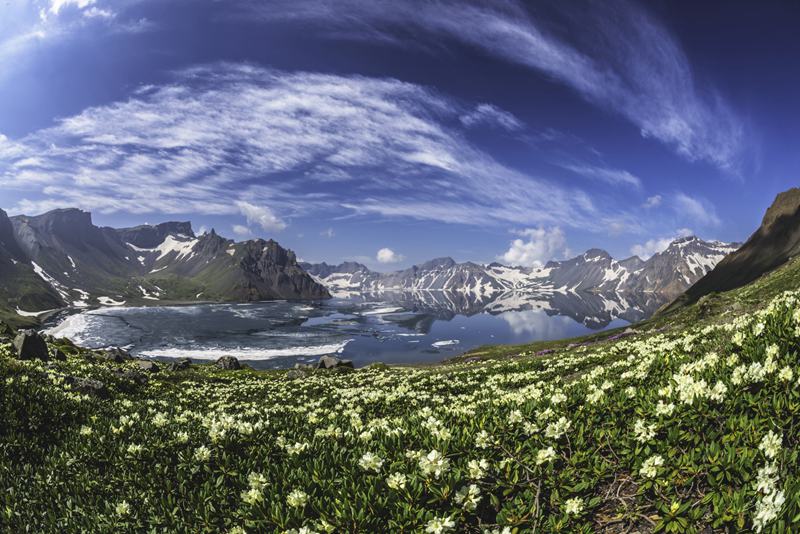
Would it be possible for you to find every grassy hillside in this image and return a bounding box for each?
[3,258,800,532]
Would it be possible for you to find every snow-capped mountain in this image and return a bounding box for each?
[302,236,739,298]
[1,208,328,320]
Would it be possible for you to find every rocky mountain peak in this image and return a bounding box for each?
[418,257,456,271]
[116,221,195,249]
[761,187,800,231]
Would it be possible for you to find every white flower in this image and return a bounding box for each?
[759,431,782,459]
[115,500,131,516]
[765,344,779,359]
[358,452,384,473]
[79,425,93,436]
[152,412,169,427]
[564,497,584,515]
[779,366,794,382]
[419,449,450,478]
[194,445,211,462]
[287,489,308,508]
[639,455,664,479]
[386,472,407,490]
[535,447,556,465]
[755,463,778,495]
[544,416,571,439]
[468,459,489,479]
[475,430,492,449]
[753,490,785,532]
[655,400,675,417]
[126,443,143,456]
[454,484,481,511]
[241,487,263,506]
[508,410,523,424]
[425,516,456,534]
[633,419,656,443]
[248,472,268,491]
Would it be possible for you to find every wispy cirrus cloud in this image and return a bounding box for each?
[246,0,746,174]
[560,163,642,189]
[0,63,631,232]
[460,103,523,131]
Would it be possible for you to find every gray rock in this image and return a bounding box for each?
[100,346,133,363]
[52,348,68,361]
[64,376,107,397]
[137,360,159,373]
[12,330,49,361]
[167,358,192,371]
[317,355,354,370]
[216,356,241,370]
[113,369,148,385]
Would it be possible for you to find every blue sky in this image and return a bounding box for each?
[0,0,797,271]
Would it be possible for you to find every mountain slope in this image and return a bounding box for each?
[1,208,329,320]
[669,188,800,309]
[304,236,738,298]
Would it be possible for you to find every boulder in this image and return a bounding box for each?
[64,376,107,397]
[12,330,49,361]
[167,358,192,371]
[52,349,68,362]
[100,347,133,363]
[113,369,148,385]
[215,356,241,370]
[137,360,159,373]
[316,355,354,370]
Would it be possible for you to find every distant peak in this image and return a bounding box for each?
[418,257,456,270]
[583,248,610,259]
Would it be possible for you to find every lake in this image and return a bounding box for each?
[44,290,667,368]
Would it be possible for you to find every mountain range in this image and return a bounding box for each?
[0,208,329,324]
[301,236,739,298]
[0,205,746,328]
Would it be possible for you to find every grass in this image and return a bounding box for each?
[3,257,800,532]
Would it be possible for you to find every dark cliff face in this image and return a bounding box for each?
[0,209,24,262]
[236,240,330,300]
[678,188,800,305]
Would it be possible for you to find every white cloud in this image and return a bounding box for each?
[499,227,567,268]
[630,227,693,259]
[232,224,251,236]
[459,103,523,131]
[673,193,720,227]
[0,64,629,232]
[49,0,96,16]
[561,163,642,189]
[236,201,286,232]
[376,247,403,264]
[251,0,745,173]
[643,194,662,208]
[320,227,335,238]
